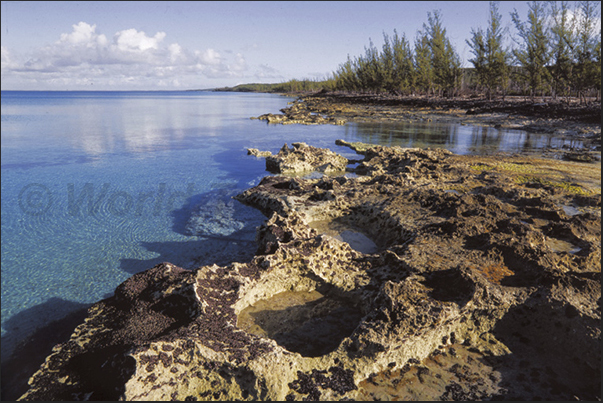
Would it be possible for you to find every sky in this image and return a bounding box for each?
[1,1,535,91]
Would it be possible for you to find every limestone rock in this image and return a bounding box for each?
[252,100,346,125]
[253,142,348,175]
[247,148,273,158]
[19,143,601,401]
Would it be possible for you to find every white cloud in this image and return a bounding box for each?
[1,21,252,89]
[114,28,166,52]
[168,43,184,64]
[233,53,247,72]
[1,46,11,69]
[197,48,222,66]
[59,22,107,48]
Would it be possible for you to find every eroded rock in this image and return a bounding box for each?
[252,101,346,125]
[247,148,273,158]
[19,143,601,401]
[248,142,348,175]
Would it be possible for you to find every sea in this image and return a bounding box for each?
[0,90,581,362]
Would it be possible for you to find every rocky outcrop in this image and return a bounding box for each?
[251,100,346,125]
[19,143,601,401]
[246,148,272,158]
[272,94,601,158]
[247,142,348,175]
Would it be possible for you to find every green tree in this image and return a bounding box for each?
[485,1,511,99]
[414,29,434,95]
[354,39,382,92]
[511,1,551,100]
[423,10,462,97]
[380,32,396,92]
[334,56,360,91]
[467,26,488,94]
[391,29,415,94]
[549,0,576,100]
[467,2,511,100]
[571,0,600,103]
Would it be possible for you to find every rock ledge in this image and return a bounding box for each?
[247,142,348,174]
[18,142,601,401]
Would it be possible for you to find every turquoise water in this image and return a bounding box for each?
[0,91,576,360]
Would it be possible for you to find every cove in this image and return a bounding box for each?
[0,90,574,363]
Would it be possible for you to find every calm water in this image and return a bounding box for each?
[0,90,576,360]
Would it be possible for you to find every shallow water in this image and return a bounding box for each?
[236,290,362,357]
[0,90,575,360]
[344,120,584,155]
[309,218,378,254]
[545,237,582,254]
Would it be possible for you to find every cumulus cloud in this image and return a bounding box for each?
[1,21,252,89]
[114,28,166,52]
[198,48,222,66]
[59,22,108,47]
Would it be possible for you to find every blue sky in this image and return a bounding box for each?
[1,1,533,90]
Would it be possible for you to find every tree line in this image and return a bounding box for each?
[324,1,600,102]
[213,79,326,93]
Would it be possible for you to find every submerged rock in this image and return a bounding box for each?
[19,143,601,401]
[185,188,264,238]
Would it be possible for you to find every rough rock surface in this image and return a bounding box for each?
[247,142,348,175]
[251,100,346,125]
[269,93,601,161]
[19,142,601,401]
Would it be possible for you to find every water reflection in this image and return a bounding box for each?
[1,92,270,169]
[344,121,583,155]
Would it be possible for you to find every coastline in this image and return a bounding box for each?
[259,91,601,160]
[11,95,601,401]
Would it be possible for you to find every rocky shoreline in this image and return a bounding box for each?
[15,134,601,400]
[254,93,601,162]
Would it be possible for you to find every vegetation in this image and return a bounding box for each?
[569,0,601,103]
[218,1,600,103]
[424,10,462,97]
[549,0,576,100]
[466,1,512,100]
[511,1,552,100]
[329,5,477,97]
[213,79,330,93]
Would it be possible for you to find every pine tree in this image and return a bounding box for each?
[423,10,462,97]
[354,39,382,92]
[414,30,434,96]
[485,2,511,100]
[571,0,600,103]
[391,29,415,94]
[334,56,359,91]
[467,26,488,95]
[380,32,396,92]
[468,1,511,100]
[511,1,551,101]
[549,0,575,100]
